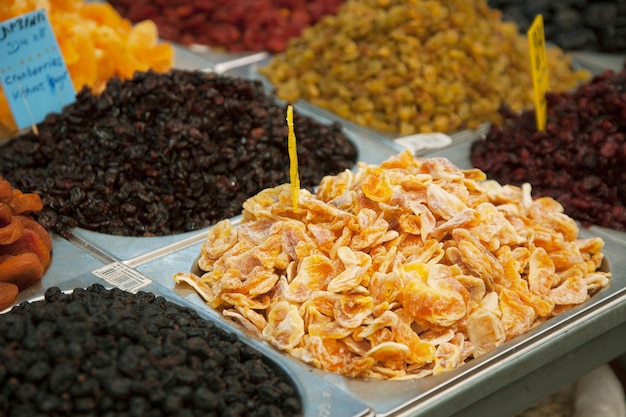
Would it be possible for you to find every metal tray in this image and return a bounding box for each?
[183,44,270,74]
[124,206,625,417]
[2,272,372,417]
[11,234,107,307]
[570,52,625,75]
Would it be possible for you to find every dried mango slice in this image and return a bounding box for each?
[177,150,610,380]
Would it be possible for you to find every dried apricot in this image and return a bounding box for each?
[0,282,19,311]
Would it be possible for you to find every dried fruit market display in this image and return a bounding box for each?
[0,178,52,311]
[260,0,590,135]
[174,151,611,380]
[0,70,357,238]
[471,65,626,232]
[0,284,301,417]
[107,0,345,53]
[0,0,174,136]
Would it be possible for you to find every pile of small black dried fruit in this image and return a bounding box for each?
[489,0,626,52]
[0,284,301,417]
[0,69,357,238]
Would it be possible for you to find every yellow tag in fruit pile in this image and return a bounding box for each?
[286,105,300,211]
[527,14,550,131]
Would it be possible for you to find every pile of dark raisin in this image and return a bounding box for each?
[470,65,626,231]
[0,284,301,417]
[489,0,626,52]
[0,69,357,238]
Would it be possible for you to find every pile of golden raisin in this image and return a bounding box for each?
[261,0,591,135]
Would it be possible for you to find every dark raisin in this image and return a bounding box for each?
[0,70,356,238]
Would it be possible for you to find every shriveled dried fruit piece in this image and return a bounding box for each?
[7,190,43,215]
[0,203,12,225]
[0,252,44,290]
[0,216,24,245]
[16,215,52,252]
[0,229,51,271]
[0,178,50,300]
[0,180,12,202]
[262,301,305,350]
[0,281,19,311]
[466,308,505,358]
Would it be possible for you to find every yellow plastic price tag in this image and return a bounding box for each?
[527,14,550,131]
[286,105,300,211]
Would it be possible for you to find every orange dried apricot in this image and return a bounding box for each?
[0,217,24,245]
[0,252,44,290]
[0,282,19,311]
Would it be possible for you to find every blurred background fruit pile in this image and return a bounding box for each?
[488,0,626,52]
[106,0,345,52]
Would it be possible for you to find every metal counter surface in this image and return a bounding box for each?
[570,51,625,75]
[12,234,107,306]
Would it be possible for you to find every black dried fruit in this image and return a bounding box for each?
[0,70,357,238]
[0,284,301,417]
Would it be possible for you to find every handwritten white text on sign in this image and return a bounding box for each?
[0,9,75,129]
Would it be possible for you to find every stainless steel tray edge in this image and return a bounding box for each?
[131,213,626,416]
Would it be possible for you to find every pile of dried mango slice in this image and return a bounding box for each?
[175,151,611,380]
[0,177,52,310]
[0,0,174,135]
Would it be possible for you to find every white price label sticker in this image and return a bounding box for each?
[395,132,452,154]
[92,262,152,293]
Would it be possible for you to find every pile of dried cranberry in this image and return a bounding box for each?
[471,65,626,231]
